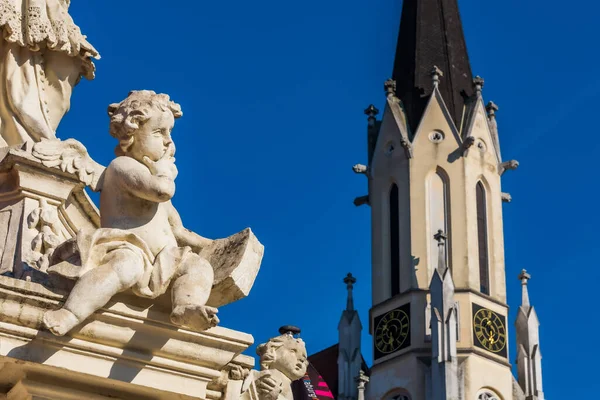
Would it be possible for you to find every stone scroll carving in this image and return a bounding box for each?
[237,328,309,400]
[0,0,100,147]
[26,198,64,272]
[36,90,263,336]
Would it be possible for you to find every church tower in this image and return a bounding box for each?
[353,1,528,399]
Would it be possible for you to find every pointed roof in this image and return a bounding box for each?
[392,0,474,132]
[339,273,362,327]
[308,344,370,399]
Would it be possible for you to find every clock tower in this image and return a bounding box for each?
[352,1,530,399]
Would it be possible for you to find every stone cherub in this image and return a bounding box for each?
[40,90,262,336]
[239,327,308,400]
[0,0,99,147]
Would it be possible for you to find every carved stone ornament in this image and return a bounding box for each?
[16,90,266,337]
[240,331,309,400]
[499,159,519,176]
[0,6,268,399]
[26,198,64,272]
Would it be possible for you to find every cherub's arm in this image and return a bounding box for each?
[110,155,176,203]
[168,202,213,253]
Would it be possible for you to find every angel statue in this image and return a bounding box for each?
[0,0,99,147]
[33,90,263,336]
[238,326,309,400]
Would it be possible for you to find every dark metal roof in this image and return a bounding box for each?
[392,0,474,133]
[307,343,370,399]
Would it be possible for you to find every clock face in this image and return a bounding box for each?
[374,303,411,360]
[472,304,507,357]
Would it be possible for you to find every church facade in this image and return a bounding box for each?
[309,1,545,400]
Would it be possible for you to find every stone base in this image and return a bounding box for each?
[0,276,255,399]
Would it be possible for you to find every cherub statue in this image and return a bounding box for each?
[42,90,223,335]
[240,327,308,400]
[0,0,99,147]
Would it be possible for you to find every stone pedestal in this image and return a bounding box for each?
[0,276,255,399]
[0,144,99,281]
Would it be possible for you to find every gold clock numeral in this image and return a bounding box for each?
[375,308,410,355]
[473,308,507,354]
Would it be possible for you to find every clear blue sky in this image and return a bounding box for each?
[64,0,597,396]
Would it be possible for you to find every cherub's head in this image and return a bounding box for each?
[256,333,308,381]
[108,90,183,162]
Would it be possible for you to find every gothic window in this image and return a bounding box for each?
[390,184,400,296]
[476,182,490,295]
[477,389,501,400]
[428,168,451,274]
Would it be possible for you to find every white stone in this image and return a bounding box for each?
[35,90,263,336]
[0,275,255,399]
[239,333,308,400]
[0,0,100,147]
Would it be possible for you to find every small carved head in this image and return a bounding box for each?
[256,333,308,381]
[108,90,183,159]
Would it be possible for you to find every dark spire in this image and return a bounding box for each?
[343,273,357,311]
[392,0,474,133]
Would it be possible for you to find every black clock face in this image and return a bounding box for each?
[374,303,411,360]
[472,304,507,358]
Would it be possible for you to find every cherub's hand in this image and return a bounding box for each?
[143,144,178,180]
[256,371,282,400]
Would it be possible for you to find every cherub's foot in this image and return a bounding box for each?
[43,308,80,336]
[170,304,219,331]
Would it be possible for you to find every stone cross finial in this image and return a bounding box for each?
[356,370,370,400]
[473,76,485,93]
[434,230,448,274]
[434,229,447,245]
[486,101,499,119]
[344,273,357,311]
[519,270,531,308]
[344,272,357,288]
[364,104,379,128]
[384,79,397,98]
[431,66,444,88]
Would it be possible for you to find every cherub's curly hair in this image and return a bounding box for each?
[107,90,183,155]
[256,334,306,371]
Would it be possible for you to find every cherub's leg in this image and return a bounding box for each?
[170,254,218,331]
[43,248,144,336]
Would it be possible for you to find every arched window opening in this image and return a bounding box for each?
[390,184,400,296]
[428,168,451,274]
[477,389,501,400]
[476,182,490,295]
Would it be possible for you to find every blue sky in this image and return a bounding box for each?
[64,0,598,396]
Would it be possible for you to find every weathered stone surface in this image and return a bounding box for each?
[0,144,99,279]
[0,0,100,147]
[238,330,308,400]
[203,228,264,308]
[29,90,264,337]
[0,4,266,400]
[0,275,255,399]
